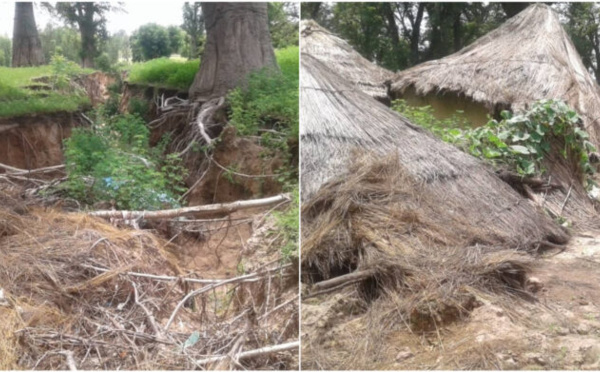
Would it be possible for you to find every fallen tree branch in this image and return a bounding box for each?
[88,193,291,220]
[311,269,377,292]
[81,263,290,284]
[0,162,65,176]
[194,341,299,366]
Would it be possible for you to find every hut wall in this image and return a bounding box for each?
[400,87,492,127]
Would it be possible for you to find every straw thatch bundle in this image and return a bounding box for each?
[301,20,394,103]
[389,4,600,147]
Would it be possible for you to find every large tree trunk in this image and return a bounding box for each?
[78,3,97,68]
[12,2,44,67]
[189,2,277,100]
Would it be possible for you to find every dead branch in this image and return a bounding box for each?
[311,269,377,292]
[0,162,65,175]
[88,193,291,220]
[81,263,280,284]
[58,350,77,371]
[131,281,164,339]
[258,295,299,321]
[195,341,299,366]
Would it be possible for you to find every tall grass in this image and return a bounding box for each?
[127,46,300,93]
[127,58,200,91]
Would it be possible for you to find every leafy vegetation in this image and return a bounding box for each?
[0,55,92,117]
[130,23,182,62]
[392,99,596,181]
[228,46,299,138]
[61,113,187,210]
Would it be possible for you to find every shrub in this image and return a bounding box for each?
[62,113,188,210]
[94,52,113,73]
[228,46,299,138]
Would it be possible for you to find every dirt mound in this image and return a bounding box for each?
[0,112,83,170]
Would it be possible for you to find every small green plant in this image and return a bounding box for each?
[221,164,241,185]
[62,113,188,210]
[93,52,113,73]
[50,52,83,92]
[128,97,149,117]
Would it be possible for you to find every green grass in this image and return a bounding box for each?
[126,46,299,92]
[0,65,92,117]
[275,46,299,82]
[127,58,200,91]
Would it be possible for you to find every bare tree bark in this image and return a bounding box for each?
[188,2,277,100]
[12,2,44,67]
[88,193,290,220]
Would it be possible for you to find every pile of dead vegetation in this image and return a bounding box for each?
[0,190,298,370]
[301,154,560,369]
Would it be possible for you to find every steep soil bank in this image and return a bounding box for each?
[0,112,83,170]
[0,72,115,171]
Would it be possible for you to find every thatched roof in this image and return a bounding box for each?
[389,4,600,146]
[301,52,568,250]
[300,20,394,102]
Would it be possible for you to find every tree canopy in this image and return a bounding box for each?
[302,1,600,82]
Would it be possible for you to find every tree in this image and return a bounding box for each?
[188,2,277,100]
[130,23,171,61]
[167,26,185,56]
[181,2,204,60]
[47,2,119,68]
[0,36,11,66]
[331,3,409,71]
[12,2,45,67]
[268,2,299,48]
[395,3,425,65]
[39,24,81,63]
[559,3,600,84]
[105,29,130,64]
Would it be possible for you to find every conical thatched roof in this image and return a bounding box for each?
[300,20,394,102]
[301,52,567,250]
[389,4,600,146]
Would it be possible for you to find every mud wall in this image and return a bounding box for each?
[0,113,82,170]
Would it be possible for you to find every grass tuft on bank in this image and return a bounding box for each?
[0,62,92,118]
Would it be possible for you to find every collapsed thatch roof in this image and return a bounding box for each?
[389,4,600,147]
[301,52,568,251]
[300,20,394,102]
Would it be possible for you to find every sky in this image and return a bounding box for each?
[0,1,188,38]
